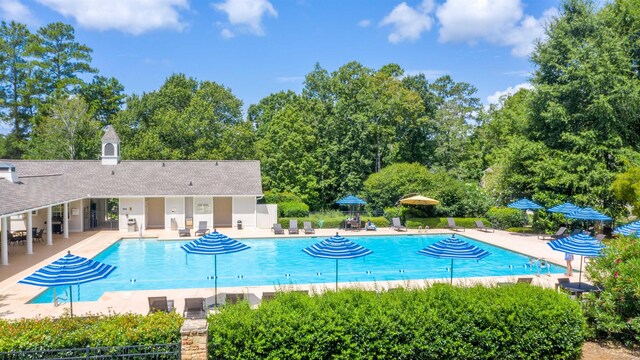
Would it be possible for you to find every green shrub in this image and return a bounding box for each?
[405,218,488,229]
[383,206,403,221]
[263,190,302,204]
[208,286,585,359]
[485,207,525,229]
[279,201,309,217]
[583,236,640,345]
[279,216,389,230]
[0,312,183,351]
[506,227,538,234]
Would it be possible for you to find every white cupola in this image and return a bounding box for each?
[101,125,120,165]
[0,162,19,183]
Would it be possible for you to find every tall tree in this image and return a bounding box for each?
[0,21,35,158]
[32,22,96,97]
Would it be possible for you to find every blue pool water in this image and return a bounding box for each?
[31,234,564,303]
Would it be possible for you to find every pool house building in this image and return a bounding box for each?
[0,126,264,266]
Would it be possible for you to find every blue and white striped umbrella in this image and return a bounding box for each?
[418,235,491,284]
[19,251,116,316]
[567,207,611,221]
[181,231,250,307]
[548,202,581,214]
[548,233,605,288]
[303,233,372,290]
[507,198,544,210]
[613,221,640,236]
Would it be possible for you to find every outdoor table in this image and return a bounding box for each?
[559,282,603,298]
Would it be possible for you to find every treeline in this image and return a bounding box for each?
[2,0,640,218]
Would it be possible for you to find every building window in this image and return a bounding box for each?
[104,143,115,156]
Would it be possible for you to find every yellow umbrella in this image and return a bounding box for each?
[399,195,440,205]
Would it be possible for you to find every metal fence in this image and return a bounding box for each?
[0,343,180,360]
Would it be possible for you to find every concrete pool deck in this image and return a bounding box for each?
[0,227,586,319]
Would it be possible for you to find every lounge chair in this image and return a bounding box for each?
[178,228,191,237]
[272,223,285,235]
[225,293,246,305]
[569,229,583,236]
[595,234,605,241]
[447,218,465,232]
[303,221,315,234]
[183,298,206,319]
[148,296,174,313]
[538,226,566,240]
[391,217,407,232]
[262,291,277,302]
[516,277,533,284]
[288,220,299,235]
[194,221,210,237]
[474,220,494,232]
[365,221,377,231]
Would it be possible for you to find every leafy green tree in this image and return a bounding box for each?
[257,101,320,207]
[78,76,125,126]
[25,96,100,159]
[0,21,35,158]
[612,166,640,217]
[112,74,246,160]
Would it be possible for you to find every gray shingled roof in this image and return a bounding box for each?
[101,125,120,142]
[0,160,263,216]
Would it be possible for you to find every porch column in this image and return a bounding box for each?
[26,211,33,255]
[47,206,53,245]
[63,202,69,239]
[1,217,8,266]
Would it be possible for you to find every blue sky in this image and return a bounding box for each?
[1,0,562,128]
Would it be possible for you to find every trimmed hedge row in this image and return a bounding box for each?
[279,217,390,230]
[0,312,183,352]
[406,217,488,229]
[208,286,585,359]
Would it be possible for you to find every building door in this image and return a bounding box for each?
[145,197,165,229]
[213,197,232,227]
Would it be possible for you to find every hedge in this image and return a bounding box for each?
[208,286,585,359]
[0,312,183,352]
[406,217,488,229]
[279,216,390,230]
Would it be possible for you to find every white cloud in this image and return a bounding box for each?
[502,70,531,77]
[404,69,447,80]
[486,82,533,105]
[380,0,434,43]
[36,0,188,35]
[358,19,371,28]
[276,76,304,83]
[436,0,558,57]
[0,0,36,24]
[213,0,277,36]
[220,28,235,38]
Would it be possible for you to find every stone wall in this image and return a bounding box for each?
[180,319,208,360]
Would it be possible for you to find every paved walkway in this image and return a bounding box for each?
[0,227,585,319]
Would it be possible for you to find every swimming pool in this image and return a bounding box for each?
[31,234,565,303]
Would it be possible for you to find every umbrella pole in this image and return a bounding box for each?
[450,259,453,285]
[578,256,583,290]
[214,254,218,307]
[335,259,338,292]
[69,285,73,317]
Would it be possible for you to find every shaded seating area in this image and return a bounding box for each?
[148,296,174,313]
[178,228,191,237]
[8,231,26,245]
[538,227,566,240]
[183,297,206,319]
[194,221,210,237]
[474,220,494,233]
[446,218,465,232]
[554,277,571,292]
[303,221,315,234]
[272,223,285,235]
[33,228,44,243]
[391,217,407,232]
[288,220,299,235]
